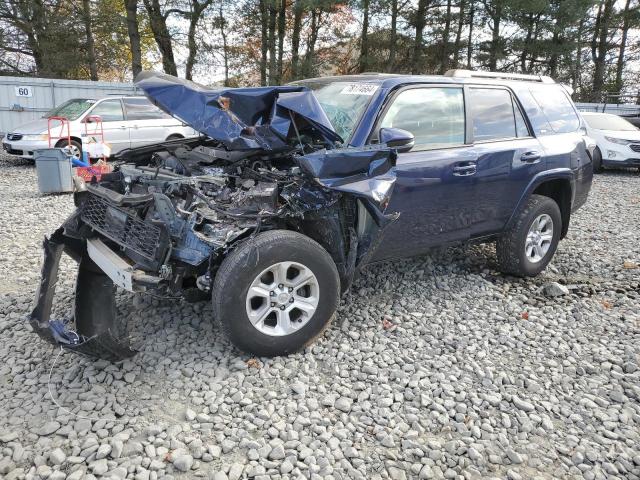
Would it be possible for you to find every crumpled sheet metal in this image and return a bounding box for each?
[295,147,398,210]
[28,227,136,362]
[135,71,342,151]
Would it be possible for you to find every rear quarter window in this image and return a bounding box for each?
[529,86,580,134]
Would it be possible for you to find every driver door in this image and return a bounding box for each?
[370,86,479,262]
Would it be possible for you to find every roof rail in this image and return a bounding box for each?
[444,69,555,84]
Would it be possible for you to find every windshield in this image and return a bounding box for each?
[584,114,638,131]
[300,81,378,141]
[43,98,96,120]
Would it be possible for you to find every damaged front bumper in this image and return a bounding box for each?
[29,227,139,361]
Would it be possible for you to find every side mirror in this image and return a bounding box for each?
[84,115,102,124]
[379,127,414,153]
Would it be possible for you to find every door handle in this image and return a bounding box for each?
[453,162,477,176]
[119,125,127,129]
[520,150,541,163]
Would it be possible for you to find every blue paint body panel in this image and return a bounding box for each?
[138,71,593,264]
[296,74,593,262]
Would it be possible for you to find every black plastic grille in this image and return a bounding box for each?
[630,144,640,153]
[6,133,23,141]
[81,194,161,261]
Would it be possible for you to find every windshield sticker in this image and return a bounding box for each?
[340,83,378,96]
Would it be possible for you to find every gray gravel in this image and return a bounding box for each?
[1,153,639,480]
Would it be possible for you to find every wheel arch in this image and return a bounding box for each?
[54,136,83,148]
[165,133,184,141]
[507,170,574,239]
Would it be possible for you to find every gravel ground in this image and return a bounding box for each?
[0,153,639,480]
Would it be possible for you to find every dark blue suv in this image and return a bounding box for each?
[29,70,593,359]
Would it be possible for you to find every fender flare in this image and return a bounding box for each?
[505,168,575,237]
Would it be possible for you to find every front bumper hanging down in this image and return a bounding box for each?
[28,227,137,362]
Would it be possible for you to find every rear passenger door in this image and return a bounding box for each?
[465,86,546,237]
[123,98,176,147]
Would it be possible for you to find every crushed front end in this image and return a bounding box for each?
[29,72,398,361]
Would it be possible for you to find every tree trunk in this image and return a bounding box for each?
[592,0,615,102]
[124,0,143,78]
[466,0,474,68]
[520,12,534,73]
[143,0,178,76]
[527,12,542,72]
[185,15,198,80]
[439,0,452,73]
[218,3,229,86]
[488,4,501,71]
[452,0,466,68]
[359,0,370,72]
[259,0,269,85]
[291,0,303,79]
[304,9,321,77]
[572,17,585,92]
[276,0,286,82]
[614,0,632,94]
[412,0,428,74]
[548,26,560,78]
[267,1,277,84]
[388,0,398,71]
[82,0,98,80]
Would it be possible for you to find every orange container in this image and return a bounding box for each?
[74,164,113,182]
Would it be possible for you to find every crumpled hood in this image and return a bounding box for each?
[135,71,343,151]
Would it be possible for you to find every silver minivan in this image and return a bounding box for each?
[2,96,197,159]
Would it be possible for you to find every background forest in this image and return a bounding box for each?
[0,0,638,102]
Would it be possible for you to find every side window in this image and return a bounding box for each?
[124,98,172,120]
[90,100,124,122]
[380,87,465,149]
[529,86,580,134]
[469,88,521,141]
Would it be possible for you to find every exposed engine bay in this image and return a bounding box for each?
[28,71,399,361]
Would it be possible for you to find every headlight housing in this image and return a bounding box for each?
[21,134,49,141]
[604,136,632,145]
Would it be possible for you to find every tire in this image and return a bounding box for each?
[496,194,562,277]
[592,147,604,173]
[55,139,82,160]
[212,230,340,357]
[165,134,183,141]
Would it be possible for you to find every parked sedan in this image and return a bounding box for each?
[2,96,196,160]
[581,112,640,171]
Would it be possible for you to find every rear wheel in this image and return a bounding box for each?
[496,194,562,277]
[212,230,340,356]
[592,147,604,173]
[165,134,183,141]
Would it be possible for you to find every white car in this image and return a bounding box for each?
[2,96,197,160]
[581,112,640,172]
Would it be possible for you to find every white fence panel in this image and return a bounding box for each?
[0,76,140,135]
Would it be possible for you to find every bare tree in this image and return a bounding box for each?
[124,0,143,77]
[143,0,178,76]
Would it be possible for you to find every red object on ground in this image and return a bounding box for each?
[74,164,113,182]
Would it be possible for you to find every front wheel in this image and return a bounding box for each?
[212,230,340,356]
[55,139,82,160]
[496,194,562,277]
[592,147,604,173]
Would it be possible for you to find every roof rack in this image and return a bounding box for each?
[444,69,555,84]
